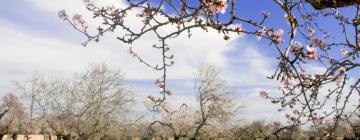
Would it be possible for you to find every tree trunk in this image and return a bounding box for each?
[12,134,17,140]
[62,134,72,140]
[191,122,205,140]
[173,135,180,140]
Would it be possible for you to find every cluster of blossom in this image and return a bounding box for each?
[73,14,88,31]
[137,8,152,23]
[259,90,268,99]
[331,66,346,85]
[273,121,281,129]
[263,11,270,18]
[204,0,228,14]
[255,27,266,40]
[83,0,95,10]
[155,79,171,95]
[260,90,286,105]
[58,10,68,22]
[341,48,349,56]
[127,47,137,57]
[311,38,326,47]
[58,10,89,32]
[315,116,325,125]
[232,24,245,35]
[291,41,303,54]
[306,45,317,60]
[105,5,118,16]
[308,28,315,37]
[268,28,284,44]
[254,27,285,44]
[290,40,319,60]
[285,113,300,125]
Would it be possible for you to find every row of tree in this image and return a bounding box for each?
[0,64,133,140]
[0,63,359,140]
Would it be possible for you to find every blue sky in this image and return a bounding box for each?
[0,0,357,124]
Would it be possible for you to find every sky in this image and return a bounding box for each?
[0,0,357,124]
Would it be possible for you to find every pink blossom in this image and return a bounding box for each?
[341,48,349,56]
[328,58,334,65]
[58,10,68,22]
[106,5,117,16]
[128,47,137,57]
[72,14,82,24]
[306,46,317,60]
[262,11,270,18]
[308,28,315,37]
[204,0,213,4]
[293,110,300,115]
[290,117,297,123]
[72,14,88,31]
[256,27,266,40]
[83,0,90,4]
[157,82,165,91]
[155,79,165,91]
[332,75,342,85]
[259,90,268,98]
[285,113,290,118]
[272,28,284,44]
[274,121,281,128]
[338,66,346,74]
[283,78,291,87]
[299,70,306,79]
[291,41,303,55]
[83,0,95,10]
[317,116,325,124]
[82,22,88,30]
[233,24,244,34]
[292,41,302,49]
[210,0,227,14]
[357,34,360,41]
[312,38,326,47]
[336,109,341,116]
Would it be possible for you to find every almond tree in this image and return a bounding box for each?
[149,65,241,139]
[15,63,134,140]
[0,93,26,139]
[192,65,240,139]
[62,63,133,140]
[60,0,360,137]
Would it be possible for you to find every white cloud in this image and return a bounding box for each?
[24,0,239,79]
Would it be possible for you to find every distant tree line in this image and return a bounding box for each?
[0,63,360,140]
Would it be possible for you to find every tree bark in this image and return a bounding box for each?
[306,0,360,10]
[12,134,17,140]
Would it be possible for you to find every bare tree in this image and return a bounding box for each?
[0,93,26,139]
[149,65,241,139]
[67,64,133,139]
[192,65,240,139]
[15,63,134,140]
